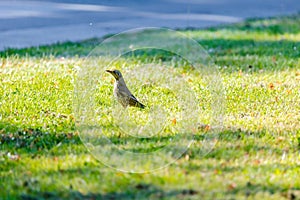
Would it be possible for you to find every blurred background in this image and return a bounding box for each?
[1,0,300,50]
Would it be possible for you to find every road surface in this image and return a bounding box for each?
[0,0,299,50]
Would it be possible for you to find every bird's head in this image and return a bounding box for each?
[106,69,123,80]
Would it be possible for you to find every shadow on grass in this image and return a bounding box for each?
[225,181,300,199]
[17,183,199,200]
[2,38,299,58]
[1,121,294,159]
[206,13,300,35]
[0,38,101,58]
[2,123,299,199]
[0,122,82,155]
[0,35,299,68]
[199,39,300,60]
[0,37,298,76]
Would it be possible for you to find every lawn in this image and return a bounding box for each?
[1,14,300,199]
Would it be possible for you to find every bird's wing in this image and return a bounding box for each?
[128,94,145,109]
[117,80,145,108]
[129,94,138,101]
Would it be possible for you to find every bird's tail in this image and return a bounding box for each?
[136,102,145,109]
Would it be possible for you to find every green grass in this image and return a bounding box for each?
[1,14,300,199]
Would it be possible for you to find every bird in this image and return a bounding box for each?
[106,69,145,109]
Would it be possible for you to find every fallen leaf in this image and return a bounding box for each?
[171,118,177,125]
[277,136,285,143]
[67,133,73,139]
[228,183,237,190]
[7,152,20,161]
[254,159,261,165]
[238,69,243,76]
[185,154,189,161]
[25,171,32,176]
[191,128,197,133]
[204,125,211,132]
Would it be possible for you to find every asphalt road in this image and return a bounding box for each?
[1,0,299,50]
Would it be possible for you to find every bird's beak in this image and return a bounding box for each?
[106,70,118,79]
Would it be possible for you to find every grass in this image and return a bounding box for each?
[1,13,300,199]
